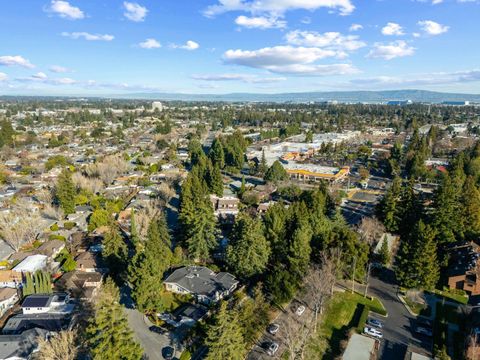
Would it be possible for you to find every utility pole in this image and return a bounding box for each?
[352,256,356,294]
[364,262,372,298]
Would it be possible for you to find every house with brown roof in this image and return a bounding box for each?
[0,271,22,289]
[0,288,19,317]
[36,240,65,259]
[75,252,107,273]
[56,271,103,300]
[447,242,480,296]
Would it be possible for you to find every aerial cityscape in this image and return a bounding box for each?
[0,1,479,360]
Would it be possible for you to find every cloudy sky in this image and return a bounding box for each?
[0,0,479,95]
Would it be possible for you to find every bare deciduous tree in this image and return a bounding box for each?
[136,200,161,241]
[305,252,338,333]
[0,201,42,251]
[36,329,78,360]
[282,311,315,360]
[72,172,103,194]
[158,182,175,204]
[357,217,385,247]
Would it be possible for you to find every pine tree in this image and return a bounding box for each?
[288,224,312,278]
[130,209,140,251]
[226,213,271,279]
[208,164,224,196]
[103,225,128,273]
[378,176,401,232]
[258,150,267,175]
[129,215,173,312]
[238,175,246,198]
[179,170,218,262]
[87,278,143,360]
[264,160,288,183]
[205,301,246,360]
[379,237,391,266]
[462,176,480,240]
[397,220,439,290]
[209,138,225,169]
[55,168,76,214]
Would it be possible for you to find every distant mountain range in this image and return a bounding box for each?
[2,90,480,103]
[118,90,480,103]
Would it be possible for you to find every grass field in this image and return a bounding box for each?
[306,292,386,360]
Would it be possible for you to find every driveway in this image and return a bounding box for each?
[120,286,178,360]
[368,269,432,360]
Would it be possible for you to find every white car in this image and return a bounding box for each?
[266,342,279,356]
[364,326,383,339]
[295,305,306,316]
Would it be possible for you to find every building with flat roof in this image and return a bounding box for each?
[12,254,47,273]
[342,333,378,360]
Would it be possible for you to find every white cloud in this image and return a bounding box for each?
[285,30,366,56]
[139,38,161,49]
[349,23,363,31]
[32,72,48,80]
[46,0,84,20]
[381,22,404,36]
[52,77,76,85]
[61,32,114,41]
[223,45,359,75]
[49,65,69,73]
[123,2,148,22]
[432,0,443,4]
[418,20,449,35]
[235,15,286,29]
[0,73,7,81]
[350,69,480,87]
[171,40,200,50]
[367,41,415,60]
[191,73,286,83]
[204,0,355,17]
[0,55,35,68]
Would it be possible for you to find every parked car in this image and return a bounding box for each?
[367,318,383,328]
[295,305,306,316]
[364,326,383,339]
[267,323,280,335]
[266,342,279,356]
[415,326,433,337]
[162,346,174,360]
[149,325,166,334]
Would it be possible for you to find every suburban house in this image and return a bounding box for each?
[164,266,238,304]
[75,252,107,273]
[0,327,49,360]
[56,271,103,300]
[2,313,71,335]
[21,293,74,315]
[447,242,480,295]
[342,333,379,360]
[0,270,23,288]
[12,254,48,273]
[0,288,19,317]
[36,239,65,259]
[210,194,239,223]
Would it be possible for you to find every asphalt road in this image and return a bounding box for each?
[368,269,432,360]
[120,286,177,360]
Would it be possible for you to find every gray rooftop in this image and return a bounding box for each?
[164,266,238,298]
[0,327,48,359]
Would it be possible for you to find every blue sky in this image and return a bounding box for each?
[0,0,479,95]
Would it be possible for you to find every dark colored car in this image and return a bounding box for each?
[149,325,166,335]
[162,346,174,360]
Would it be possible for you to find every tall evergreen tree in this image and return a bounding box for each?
[209,138,225,169]
[205,301,246,360]
[179,169,218,262]
[462,176,480,240]
[257,150,268,175]
[397,220,439,289]
[55,168,76,214]
[264,160,288,183]
[87,278,143,360]
[103,225,128,273]
[208,163,224,197]
[226,213,271,279]
[378,176,402,232]
[129,215,173,312]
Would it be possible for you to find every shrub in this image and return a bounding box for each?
[63,221,76,230]
[179,350,191,360]
[49,234,66,241]
[50,223,59,231]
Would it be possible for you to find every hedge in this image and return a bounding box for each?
[63,221,76,230]
[356,304,370,332]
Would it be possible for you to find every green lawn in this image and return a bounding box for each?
[429,288,469,305]
[306,292,386,360]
